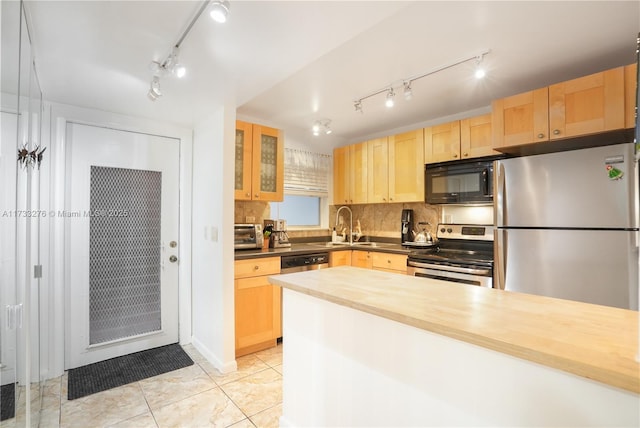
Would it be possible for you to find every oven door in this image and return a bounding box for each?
[407,261,493,287]
[425,160,493,204]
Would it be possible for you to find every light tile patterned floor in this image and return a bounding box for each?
[3,344,283,428]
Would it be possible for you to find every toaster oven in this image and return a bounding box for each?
[234,224,263,250]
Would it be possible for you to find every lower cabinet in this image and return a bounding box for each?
[329,250,352,267]
[351,250,407,274]
[234,257,281,357]
[370,252,407,274]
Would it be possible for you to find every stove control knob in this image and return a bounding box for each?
[447,228,453,233]
[440,228,446,233]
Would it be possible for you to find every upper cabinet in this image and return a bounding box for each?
[367,137,389,203]
[235,120,284,202]
[333,141,368,205]
[424,116,496,164]
[492,66,628,149]
[388,130,424,202]
[625,63,637,129]
[424,120,461,163]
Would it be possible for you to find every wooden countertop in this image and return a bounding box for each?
[269,266,640,394]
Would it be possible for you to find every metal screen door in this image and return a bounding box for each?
[65,123,180,369]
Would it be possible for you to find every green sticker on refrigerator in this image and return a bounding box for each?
[606,164,624,180]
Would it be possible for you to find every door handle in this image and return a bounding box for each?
[169,255,178,263]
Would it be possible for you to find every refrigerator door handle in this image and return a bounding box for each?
[494,229,507,290]
[494,161,506,227]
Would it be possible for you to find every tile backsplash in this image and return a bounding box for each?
[235,200,442,241]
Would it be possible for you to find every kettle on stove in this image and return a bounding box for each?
[412,222,433,243]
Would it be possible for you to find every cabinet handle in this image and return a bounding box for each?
[452,153,458,158]
[463,152,468,157]
[387,259,391,264]
[389,197,393,201]
[537,133,545,139]
[553,129,560,135]
[254,265,260,270]
[245,193,250,197]
[254,194,259,198]
[382,198,386,201]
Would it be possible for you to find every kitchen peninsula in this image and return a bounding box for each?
[269,266,639,427]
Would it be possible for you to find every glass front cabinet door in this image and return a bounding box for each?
[235,120,284,202]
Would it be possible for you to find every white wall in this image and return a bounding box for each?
[190,102,237,373]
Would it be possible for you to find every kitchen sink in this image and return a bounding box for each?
[306,241,397,248]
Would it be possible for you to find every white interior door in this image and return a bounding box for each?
[65,122,180,369]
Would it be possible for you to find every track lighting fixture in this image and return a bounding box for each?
[147,0,231,101]
[148,76,162,101]
[385,88,395,108]
[403,81,413,101]
[352,49,491,112]
[474,54,486,79]
[312,119,332,136]
[210,0,230,23]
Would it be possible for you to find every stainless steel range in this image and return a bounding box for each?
[407,224,494,287]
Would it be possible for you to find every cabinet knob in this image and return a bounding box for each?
[254,265,260,270]
[254,194,259,198]
[463,152,468,157]
[245,193,250,197]
[387,259,391,264]
[389,197,393,201]
[537,133,545,139]
[382,198,386,201]
[452,153,458,158]
[553,129,560,135]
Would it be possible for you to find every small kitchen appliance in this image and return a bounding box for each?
[401,209,414,244]
[407,224,494,287]
[269,219,291,248]
[234,224,263,250]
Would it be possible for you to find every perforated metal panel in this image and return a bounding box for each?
[89,166,162,345]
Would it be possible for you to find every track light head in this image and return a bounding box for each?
[474,54,486,79]
[148,76,162,101]
[210,0,230,23]
[354,100,363,113]
[312,119,332,136]
[403,81,413,101]
[385,88,395,108]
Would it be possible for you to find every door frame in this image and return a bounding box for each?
[48,105,193,375]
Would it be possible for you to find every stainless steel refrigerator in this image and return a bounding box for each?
[494,142,639,310]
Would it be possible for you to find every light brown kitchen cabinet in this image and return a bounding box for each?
[333,142,368,205]
[625,63,637,129]
[351,250,372,269]
[389,129,425,202]
[234,120,284,202]
[460,114,498,159]
[370,252,407,274]
[329,250,352,267]
[424,120,461,163]
[234,256,281,357]
[367,137,389,203]
[493,66,627,149]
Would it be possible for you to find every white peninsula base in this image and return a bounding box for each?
[278,286,639,427]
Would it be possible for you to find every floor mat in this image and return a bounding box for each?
[67,343,193,400]
[1,383,15,421]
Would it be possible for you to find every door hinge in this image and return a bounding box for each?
[34,264,42,279]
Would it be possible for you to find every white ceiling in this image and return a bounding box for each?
[19,1,640,153]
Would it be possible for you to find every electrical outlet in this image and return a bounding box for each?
[246,216,255,223]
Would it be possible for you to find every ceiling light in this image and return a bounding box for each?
[210,0,230,23]
[403,81,413,101]
[353,49,490,113]
[474,54,486,79]
[385,88,395,108]
[148,76,162,101]
[312,119,332,136]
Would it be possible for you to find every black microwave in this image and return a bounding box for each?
[425,157,501,205]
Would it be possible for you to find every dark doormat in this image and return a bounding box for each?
[68,343,193,400]
[1,383,15,421]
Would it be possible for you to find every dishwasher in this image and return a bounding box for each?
[280,252,329,273]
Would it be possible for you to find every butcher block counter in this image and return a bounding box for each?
[270,266,639,427]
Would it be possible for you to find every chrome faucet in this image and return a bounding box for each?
[335,206,353,245]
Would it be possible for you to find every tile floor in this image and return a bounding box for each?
[4,344,283,428]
